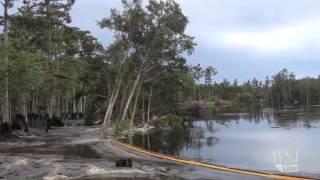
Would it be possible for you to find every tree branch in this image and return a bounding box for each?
[88,94,109,100]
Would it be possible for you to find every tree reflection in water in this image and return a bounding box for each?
[127,106,320,158]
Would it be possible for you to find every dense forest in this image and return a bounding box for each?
[0,0,196,135]
[1,0,320,135]
[196,68,320,109]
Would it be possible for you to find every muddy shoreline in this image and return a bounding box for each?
[0,125,263,180]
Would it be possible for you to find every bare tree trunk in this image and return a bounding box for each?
[103,76,122,126]
[9,93,12,125]
[147,88,153,123]
[107,82,122,121]
[0,101,3,125]
[103,94,113,125]
[56,95,61,118]
[288,84,291,106]
[128,103,133,123]
[1,0,10,133]
[102,82,121,137]
[53,43,59,118]
[79,97,83,114]
[102,57,127,136]
[36,96,39,113]
[119,83,129,117]
[198,80,201,101]
[207,84,210,101]
[47,80,54,131]
[83,96,87,114]
[73,84,77,116]
[46,13,54,132]
[129,83,142,134]
[61,97,65,121]
[66,99,69,116]
[32,96,36,113]
[103,91,115,126]
[193,84,196,100]
[147,134,151,150]
[120,73,141,123]
[141,96,145,125]
[23,95,29,133]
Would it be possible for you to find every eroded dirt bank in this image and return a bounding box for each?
[0,125,264,180]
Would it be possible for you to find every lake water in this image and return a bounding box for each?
[127,106,320,178]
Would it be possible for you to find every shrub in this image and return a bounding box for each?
[112,121,129,137]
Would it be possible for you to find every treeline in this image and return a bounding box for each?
[196,68,320,108]
[0,0,197,134]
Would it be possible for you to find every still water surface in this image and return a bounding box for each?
[127,106,320,177]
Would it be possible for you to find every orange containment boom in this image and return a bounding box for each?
[111,139,317,180]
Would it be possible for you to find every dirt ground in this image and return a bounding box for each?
[0,124,265,180]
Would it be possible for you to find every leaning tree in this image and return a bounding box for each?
[99,0,195,135]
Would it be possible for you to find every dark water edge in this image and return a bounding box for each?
[0,144,101,159]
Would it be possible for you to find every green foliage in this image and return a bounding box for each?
[236,92,254,106]
[98,0,197,127]
[0,0,106,128]
[160,114,188,127]
[0,42,7,83]
[204,66,217,85]
[209,96,219,103]
[112,120,129,137]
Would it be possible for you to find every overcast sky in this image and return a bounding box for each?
[69,0,320,82]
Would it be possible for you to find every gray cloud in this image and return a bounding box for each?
[70,0,320,82]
